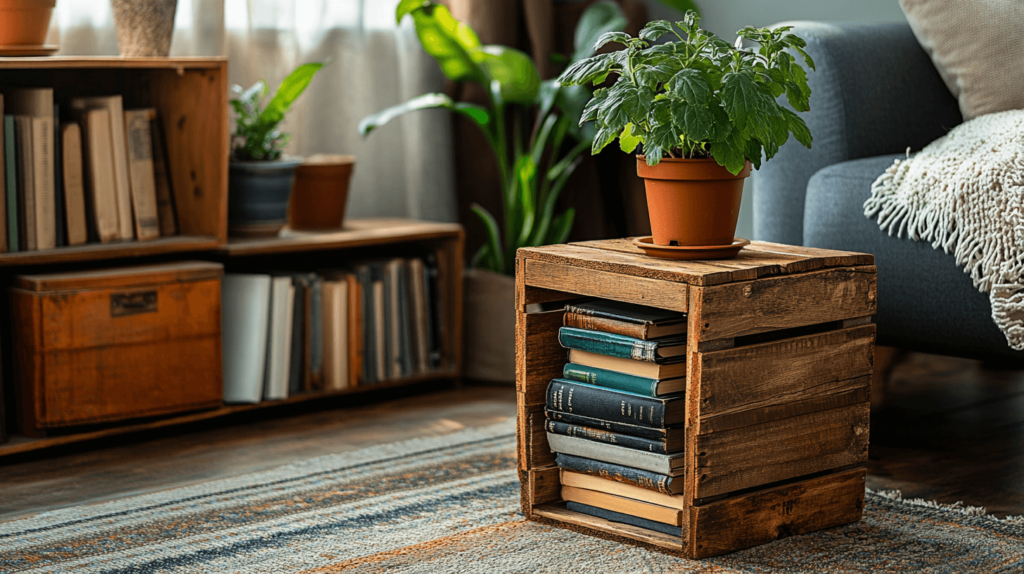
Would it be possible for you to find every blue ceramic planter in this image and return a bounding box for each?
[228,157,302,237]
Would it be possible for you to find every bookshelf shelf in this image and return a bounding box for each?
[216,219,464,257]
[0,235,219,266]
[0,367,459,458]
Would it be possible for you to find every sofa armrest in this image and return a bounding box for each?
[752,22,962,245]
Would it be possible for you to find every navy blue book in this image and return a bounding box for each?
[545,408,680,441]
[545,420,682,454]
[558,327,687,363]
[556,453,682,494]
[566,502,680,536]
[547,379,685,427]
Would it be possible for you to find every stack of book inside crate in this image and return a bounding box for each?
[546,299,687,535]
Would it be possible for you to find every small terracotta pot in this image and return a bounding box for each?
[637,156,751,247]
[288,154,355,230]
[0,0,55,46]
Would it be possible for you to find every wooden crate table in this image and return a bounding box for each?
[515,239,877,558]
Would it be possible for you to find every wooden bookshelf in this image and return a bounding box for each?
[0,235,219,266]
[216,219,464,257]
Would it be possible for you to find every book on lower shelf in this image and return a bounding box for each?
[548,297,691,535]
[219,255,447,404]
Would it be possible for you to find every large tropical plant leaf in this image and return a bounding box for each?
[258,62,325,128]
[471,203,505,274]
[573,1,628,61]
[408,4,485,84]
[357,93,490,136]
[472,46,541,105]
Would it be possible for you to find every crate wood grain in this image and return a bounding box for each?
[515,240,875,558]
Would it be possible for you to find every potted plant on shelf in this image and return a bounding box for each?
[228,62,325,237]
[560,11,814,259]
[359,1,627,381]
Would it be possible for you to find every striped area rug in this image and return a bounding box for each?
[2,421,1024,573]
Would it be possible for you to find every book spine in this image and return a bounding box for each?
[149,113,178,236]
[545,409,668,440]
[3,116,16,252]
[546,420,668,454]
[555,453,674,494]
[566,502,680,536]
[563,312,648,339]
[547,379,666,427]
[53,106,65,248]
[562,363,658,397]
[558,327,658,362]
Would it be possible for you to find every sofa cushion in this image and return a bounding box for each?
[899,0,1024,120]
[803,154,1024,361]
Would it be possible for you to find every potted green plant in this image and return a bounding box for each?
[560,11,814,257]
[359,1,626,381]
[228,62,325,237]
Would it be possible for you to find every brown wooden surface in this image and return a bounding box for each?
[515,308,566,407]
[529,467,560,505]
[689,266,877,341]
[13,261,224,291]
[10,276,224,430]
[0,57,226,70]
[0,367,459,458]
[694,403,870,498]
[532,504,683,551]
[697,325,876,419]
[0,235,219,267]
[523,259,689,312]
[216,219,464,256]
[689,468,866,558]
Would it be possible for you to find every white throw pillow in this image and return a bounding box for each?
[899,0,1024,120]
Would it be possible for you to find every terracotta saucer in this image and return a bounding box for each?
[0,45,59,56]
[632,236,750,260]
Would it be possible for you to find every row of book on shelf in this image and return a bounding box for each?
[222,255,447,404]
[0,89,178,253]
[545,299,688,535]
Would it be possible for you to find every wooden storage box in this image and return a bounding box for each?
[515,240,877,558]
[11,261,224,435]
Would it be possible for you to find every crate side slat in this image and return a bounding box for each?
[532,504,685,551]
[691,266,877,342]
[699,325,876,418]
[524,260,688,311]
[515,309,565,405]
[694,402,870,498]
[701,382,870,433]
[689,468,866,558]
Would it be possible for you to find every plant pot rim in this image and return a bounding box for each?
[304,153,355,166]
[230,155,303,166]
[636,155,751,181]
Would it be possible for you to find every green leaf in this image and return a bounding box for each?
[639,20,674,43]
[572,1,627,62]
[580,87,608,124]
[558,53,617,86]
[635,61,677,87]
[410,4,484,84]
[784,64,810,112]
[648,121,678,152]
[471,203,504,273]
[594,30,632,51]
[674,104,713,141]
[709,104,732,142]
[600,81,652,131]
[546,209,576,245]
[745,137,763,170]
[720,70,763,132]
[781,107,812,148]
[514,156,538,248]
[592,125,618,155]
[257,62,325,128]
[358,93,490,136]
[794,46,815,71]
[659,0,701,18]
[396,0,430,23]
[669,68,711,105]
[710,133,747,175]
[619,122,642,153]
[473,45,541,104]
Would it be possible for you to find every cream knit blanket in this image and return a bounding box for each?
[864,109,1024,350]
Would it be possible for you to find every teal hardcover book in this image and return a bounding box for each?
[4,115,17,252]
[562,363,684,397]
[558,327,686,363]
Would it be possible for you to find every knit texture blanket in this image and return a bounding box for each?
[864,109,1024,350]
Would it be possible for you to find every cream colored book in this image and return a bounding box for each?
[560,470,686,510]
[30,116,55,251]
[60,123,88,246]
[263,276,295,402]
[81,109,120,243]
[407,258,430,373]
[322,278,350,391]
[71,96,132,240]
[560,486,682,526]
[123,109,160,240]
[568,349,687,379]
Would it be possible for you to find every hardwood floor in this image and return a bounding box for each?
[2,352,1024,523]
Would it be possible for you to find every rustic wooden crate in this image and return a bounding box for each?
[515,239,877,558]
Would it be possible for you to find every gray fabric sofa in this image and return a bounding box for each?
[751,22,1023,361]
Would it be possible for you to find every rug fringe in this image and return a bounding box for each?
[868,489,1024,526]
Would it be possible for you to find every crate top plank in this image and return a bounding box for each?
[0,57,227,70]
[216,218,464,256]
[518,240,874,287]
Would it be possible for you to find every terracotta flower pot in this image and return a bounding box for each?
[0,0,55,46]
[288,154,355,231]
[111,0,178,57]
[637,156,751,247]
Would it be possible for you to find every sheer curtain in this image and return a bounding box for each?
[50,0,457,222]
